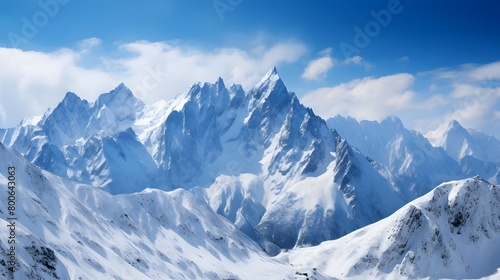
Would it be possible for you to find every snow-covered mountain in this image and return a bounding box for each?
[426,119,500,163]
[425,120,500,184]
[0,84,156,193]
[0,67,411,250]
[1,66,499,279]
[0,142,300,279]
[2,67,498,253]
[2,140,498,279]
[282,177,500,279]
[326,115,465,200]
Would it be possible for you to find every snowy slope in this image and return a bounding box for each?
[282,177,500,279]
[0,142,300,280]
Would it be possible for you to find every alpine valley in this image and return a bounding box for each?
[1,67,499,279]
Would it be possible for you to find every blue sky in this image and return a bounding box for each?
[0,0,499,137]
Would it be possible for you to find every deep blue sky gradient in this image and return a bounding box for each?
[2,1,499,70]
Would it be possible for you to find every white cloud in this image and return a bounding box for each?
[495,110,500,120]
[301,67,500,139]
[0,97,6,123]
[301,48,373,81]
[78,37,102,49]
[441,86,500,135]
[109,40,306,102]
[301,48,335,81]
[0,47,118,126]
[413,61,500,137]
[429,83,437,91]
[344,55,363,64]
[398,56,410,62]
[0,40,306,127]
[466,61,500,81]
[343,55,373,69]
[301,73,415,121]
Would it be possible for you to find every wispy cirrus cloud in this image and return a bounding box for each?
[398,55,410,62]
[301,48,372,81]
[78,37,102,50]
[343,55,373,69]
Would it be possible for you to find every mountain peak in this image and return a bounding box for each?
[260,66,279,82]
[437,120,500,163]
[251,66,288,101]
[57,91,88,110]
[52,91,89,113]
[215,76,226,93]
[268,65,278,75]
[448,119,463,129]
[382,115,404,128]
[101,83,132,100]
[95,83,144,109]
[63,91,81,101]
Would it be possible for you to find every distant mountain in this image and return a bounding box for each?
[326,115,465,200]
[426,119,500,163]
[283,177,500,279]
[425,120,500,183]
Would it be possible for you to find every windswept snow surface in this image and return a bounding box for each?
[282,177,500,279]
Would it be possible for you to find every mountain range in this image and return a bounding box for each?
[1,67,499,279]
